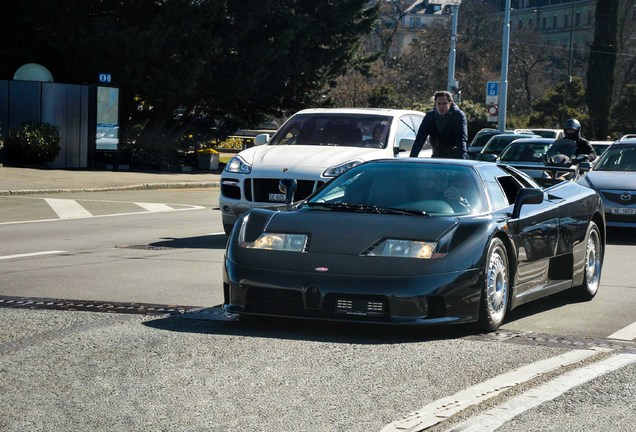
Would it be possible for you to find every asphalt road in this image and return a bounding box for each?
[1,185,636,431]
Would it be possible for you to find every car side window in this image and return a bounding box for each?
[484,180,510,210]
[395,115,419,153]
[496,175,525,205]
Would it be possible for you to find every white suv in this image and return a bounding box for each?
[219,107,428,235]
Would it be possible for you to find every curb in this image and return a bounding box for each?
[0,181,220,196]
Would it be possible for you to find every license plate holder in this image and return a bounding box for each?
[609,207,636,215]
[335,298,385,317]
[268,193,286,202]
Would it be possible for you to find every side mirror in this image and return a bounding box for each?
[512,188,543,219]
[279,178,298,209]
[484,154,498,162]
[254,133,270,146]
[577,161,591,173]
[398,138,415,154]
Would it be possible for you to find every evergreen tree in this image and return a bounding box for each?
[530,77,588,129]
[1,0,378,167]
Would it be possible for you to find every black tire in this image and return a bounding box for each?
[223,222,234,237]
[572,221,602,301]
[478,238,509,332]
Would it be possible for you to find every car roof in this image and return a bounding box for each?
[368,158,496,169]
[293,107,424,116]
[613,134,636,145]
[486,133,539,141]
[506,137,555,144]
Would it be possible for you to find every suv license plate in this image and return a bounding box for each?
[269,193,286,202]
[610,207,636,215]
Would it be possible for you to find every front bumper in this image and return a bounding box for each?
[223,257,482,325]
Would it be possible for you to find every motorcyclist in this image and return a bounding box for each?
[563,118,596,163]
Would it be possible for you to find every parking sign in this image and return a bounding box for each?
[487,81,499,97]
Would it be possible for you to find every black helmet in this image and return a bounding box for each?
[563,118,581,140]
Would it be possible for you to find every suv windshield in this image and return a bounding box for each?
[593,145,636,171]
[268,114,392,148]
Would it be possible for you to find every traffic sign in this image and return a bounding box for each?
[487,81,499,97]
[487,104,498,123]
[486,81,499,106]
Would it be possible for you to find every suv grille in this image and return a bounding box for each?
[220,178,241,199]
[601,190,636,205]
[251,178,324,203]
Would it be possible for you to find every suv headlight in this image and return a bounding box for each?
[323,160,363,177]
[225,155,252,174]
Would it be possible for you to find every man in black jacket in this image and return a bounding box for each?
[410,90,468,159]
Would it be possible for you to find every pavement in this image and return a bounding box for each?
[0,165,222,195]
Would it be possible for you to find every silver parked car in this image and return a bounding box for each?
[576,135,636,228]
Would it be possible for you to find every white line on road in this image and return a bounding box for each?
[0,204,205,225]
[443,353,636,432]
[380,348,606,432]
[0,250,67,261]
[134,202,174,212]
[607,321,636,341]
[44,198,93,219]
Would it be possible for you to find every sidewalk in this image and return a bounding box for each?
[0,166,222,195]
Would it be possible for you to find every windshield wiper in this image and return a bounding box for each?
[305,202,376,212]
[374,206,430,216]
[306,202,429,216]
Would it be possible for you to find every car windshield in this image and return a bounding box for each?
[531,130,559,138]
[306,162,486,216]
[499,142,550,162]
[268,114,393,148]
[593,146,636,171]
[482,134,535,155]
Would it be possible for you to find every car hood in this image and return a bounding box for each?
[266,210,458,255]
[578,171,636,190]
[237,145,391,177]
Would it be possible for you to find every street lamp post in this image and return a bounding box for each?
[447,5,459,97]
[563,0,576,123]
[498,0,511,131]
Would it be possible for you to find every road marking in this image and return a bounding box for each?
[134,202,174,212]
[44,198,93,218]
[0,199,205,225]
[443,353,636,432]
[607,321,636,341]
[0,250,67,261]
[381,348,605,432]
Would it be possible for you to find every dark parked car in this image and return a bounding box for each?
[590,140,613,157]
[223,159,605,332]
[476,133,539,161]
[577,135,636,228]
[467,128,511,159]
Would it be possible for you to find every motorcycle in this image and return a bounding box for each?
[544,153,591,181]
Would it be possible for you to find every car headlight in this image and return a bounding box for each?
[323,160,363,177]
[363,239,444,259]
[225,155,252,174]
[239,232,308,252]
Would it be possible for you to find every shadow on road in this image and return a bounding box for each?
[503,289,576,324]
[150,233,227,250]
[606,228,636,245]
[143,307,478,344]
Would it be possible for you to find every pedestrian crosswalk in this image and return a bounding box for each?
[0,196,205,224]
[44,198,94,219]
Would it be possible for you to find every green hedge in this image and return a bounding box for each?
[4,122,61,164]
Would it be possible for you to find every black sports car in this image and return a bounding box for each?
[223,159,605,332]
